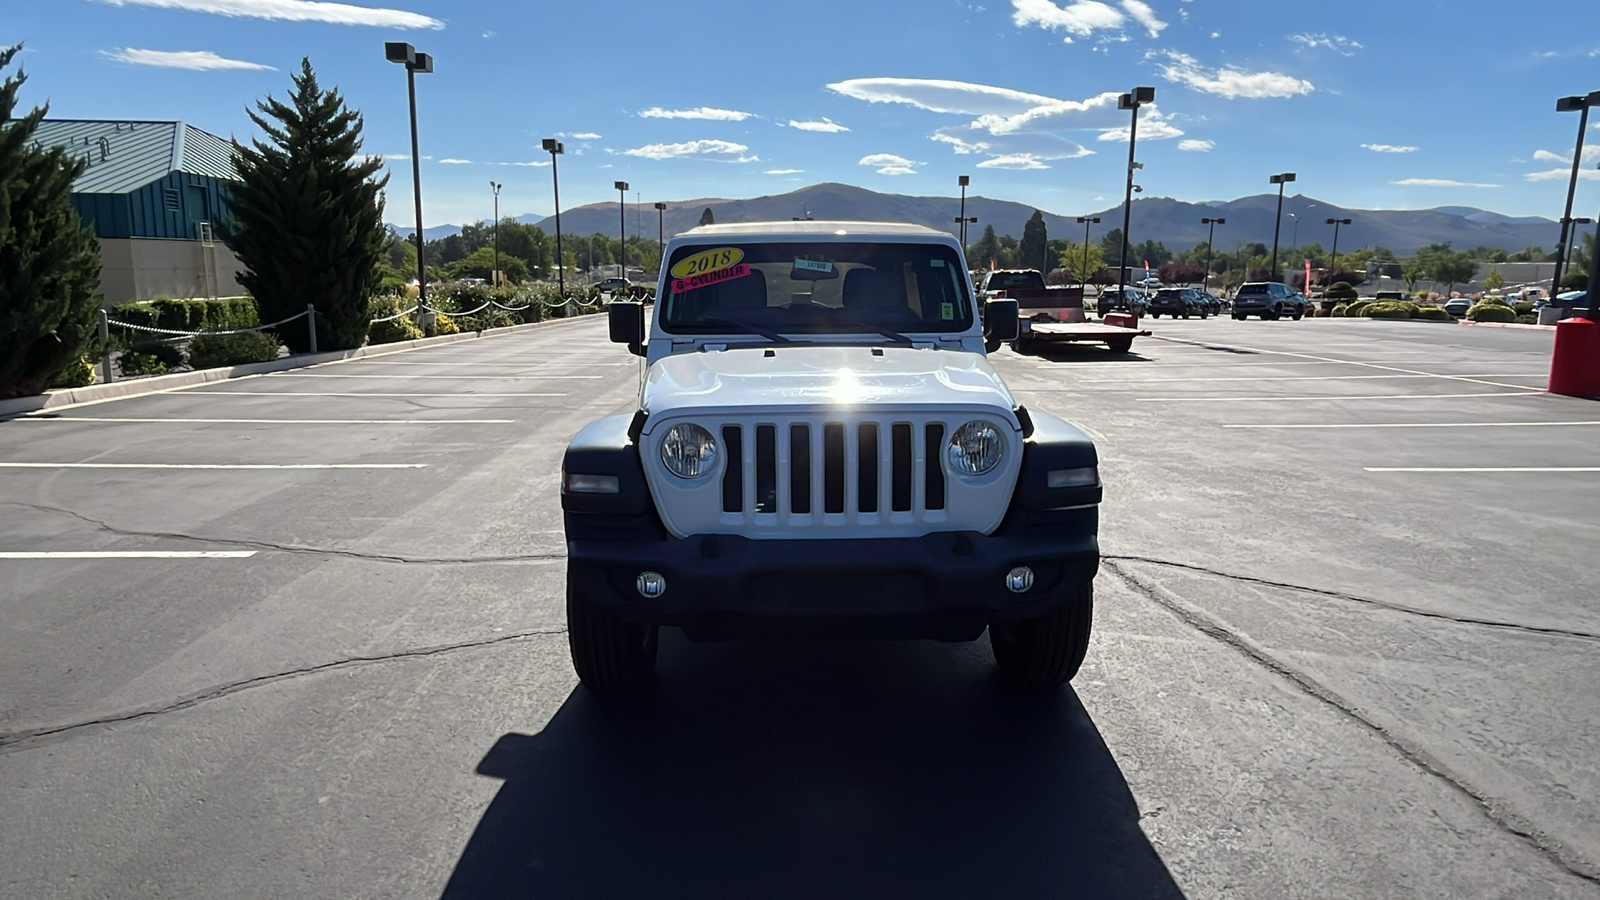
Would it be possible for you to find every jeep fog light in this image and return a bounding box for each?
[661,423,718,478]
[1047,466,1098,488]
[1006,566,1034,593]
[636,571,667,598]
[563,472,620,494]
[947,420,1003,476]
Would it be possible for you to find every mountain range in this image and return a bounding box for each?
[392,183,1566,256]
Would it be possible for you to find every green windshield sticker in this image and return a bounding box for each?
[941,302,954,319]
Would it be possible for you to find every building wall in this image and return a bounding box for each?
[73,172,231,241]
[97,237,249,305]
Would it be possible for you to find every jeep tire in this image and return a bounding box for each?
[567,581,659,697]
[990,581,1094,690]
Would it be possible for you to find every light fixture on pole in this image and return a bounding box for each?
[384,41,434,328]
[489,180,501,287]
[614,180,629,281]
[1268,172,1297,281]
[1115,87,1155,303]
[541,138,565,297]
[1077,215,1101,298]
[654,201,667,271]
[958,175,970,245]
[1326,217,1351,285]
[1201,217,1225,294]
[1552,92,1600,296]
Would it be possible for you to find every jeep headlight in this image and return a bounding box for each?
[660,423,718,478]
[947,420,1004,476]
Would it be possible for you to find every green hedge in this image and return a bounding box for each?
[1414,306,1452,321]
[1467,302,1518,323]
[1516,314,1538,325]
[187,332,281,368]
[368,295,424,344]
[1512,301,1535,316]
[110,297,260,335]
[1360,300,1417,319]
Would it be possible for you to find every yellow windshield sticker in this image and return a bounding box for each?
[671,247,745,280]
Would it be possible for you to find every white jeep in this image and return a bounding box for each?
[560,222,1102,695]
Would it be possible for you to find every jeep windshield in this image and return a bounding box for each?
[660,242,975,336]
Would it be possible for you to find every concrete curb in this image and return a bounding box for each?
[1455,320,1556,331]
[0,313,601,419]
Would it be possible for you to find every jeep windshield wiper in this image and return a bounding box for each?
[823,313,915,345]
[692,316,793,343]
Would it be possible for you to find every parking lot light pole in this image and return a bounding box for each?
[384,42,433,326]
[1326,218,1351,286]
[614,180,629,280]
[1201,217,1225,294]
[1552,93,1600,297]
[542,138,565,297]
[1116,87,1156,303]
[654,202,667,275]
[489,181,501,287]
[1077,216,1100,297]
[1268,172,1296,281]
[958,175,970,245]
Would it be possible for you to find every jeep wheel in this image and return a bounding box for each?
[990,581,1094,690]
[567,581,658,697]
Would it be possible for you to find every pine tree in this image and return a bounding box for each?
[224,58,387,353]
[0,45,103,398]
[1018,210,1048,273]
[698,207,715,227]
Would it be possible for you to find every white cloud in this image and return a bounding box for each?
[765,168,804,174]
[639,106,754,121]
[1392,178,1498,188]
[570,132,601,140]
[100,47,275,69]
[1290,33,1363,55]
[1177,139,1214,152]
[1096,116,1185,141]
[623,139,757,162]
[976,154,1052,170]
[501,160,550,167]
[91,0,442,28]
[1010,0,1124,40]
[1525,168,1600,182]
[934,125,1094,158]
[787,118,850,133]
[827,77,1055,116]
[1156,50,1313,99]
[860,153,919,174]
[378,153,408,160]
[1362,143,1418,153]
[1119,0,1166,37]
[1530,145,1600,164]
[437,158,472,164]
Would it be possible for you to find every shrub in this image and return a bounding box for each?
[1414,306,1452,321]
[1344,300,1372,317]
[1467,302,1518,323]
[1331,303,1350,317]
[1512,301,1535,316]
[1516,314,1538,325]
[367,295,423,344]
[1325,281,1359,302]
[1480,296,1513,307]
[49,356,96,388]
[110,297,259,334]
[432,312,460,335]
[1361,301,1415,320]
[118,350,170,377]
[187,331,281,368]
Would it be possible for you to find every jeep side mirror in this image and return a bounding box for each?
[608,301,645,355]
[985,298,1019,341]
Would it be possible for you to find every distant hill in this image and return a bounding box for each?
[394,182,1563,255]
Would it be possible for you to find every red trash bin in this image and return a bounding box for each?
[1548,316,1600,398]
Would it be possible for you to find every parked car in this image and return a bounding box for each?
[1148,288,1208,319]
[1444,298,1472,317]
[595,277,633,295]
[1096,287,1149,317]
[1231,282,1308,320]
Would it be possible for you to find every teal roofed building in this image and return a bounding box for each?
[32,120,248,304]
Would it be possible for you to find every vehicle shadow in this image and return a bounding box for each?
[1021,343,1154,363]
[442,634,1183,899]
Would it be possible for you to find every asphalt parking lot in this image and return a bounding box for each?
[1,315,1596,898]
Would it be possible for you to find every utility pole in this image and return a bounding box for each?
[1115,87,1155,304]
[1269,172,1297,281]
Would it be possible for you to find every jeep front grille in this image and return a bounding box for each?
[719,418,948,520]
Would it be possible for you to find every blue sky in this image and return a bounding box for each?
[8,0,1600,229]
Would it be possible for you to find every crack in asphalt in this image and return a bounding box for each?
[2,501,566,565]
[1104,560,1600,887]
[0,627,569,754]
[1105,554,1600,643]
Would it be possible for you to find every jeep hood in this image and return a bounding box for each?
[641,345,1017,421]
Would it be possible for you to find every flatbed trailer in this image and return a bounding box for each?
[1014,313,1150,354]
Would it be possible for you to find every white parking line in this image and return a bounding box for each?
[182,391,567,398]
[1148,336,1543,391]
[1135,391,1543,402]
[1227,421,1600,429]
[1365,467,1600,473]
[267,373,603,380]
[14,417,514,425]
[0,551,258,559]
[0,463,426,470]
[1078,373,1546,384]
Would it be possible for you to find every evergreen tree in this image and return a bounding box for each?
[698,207,715,227]
[0,44,103,398]
[224,58,387,353]
[969,224,1001,269]
[1018,210,1048,273]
